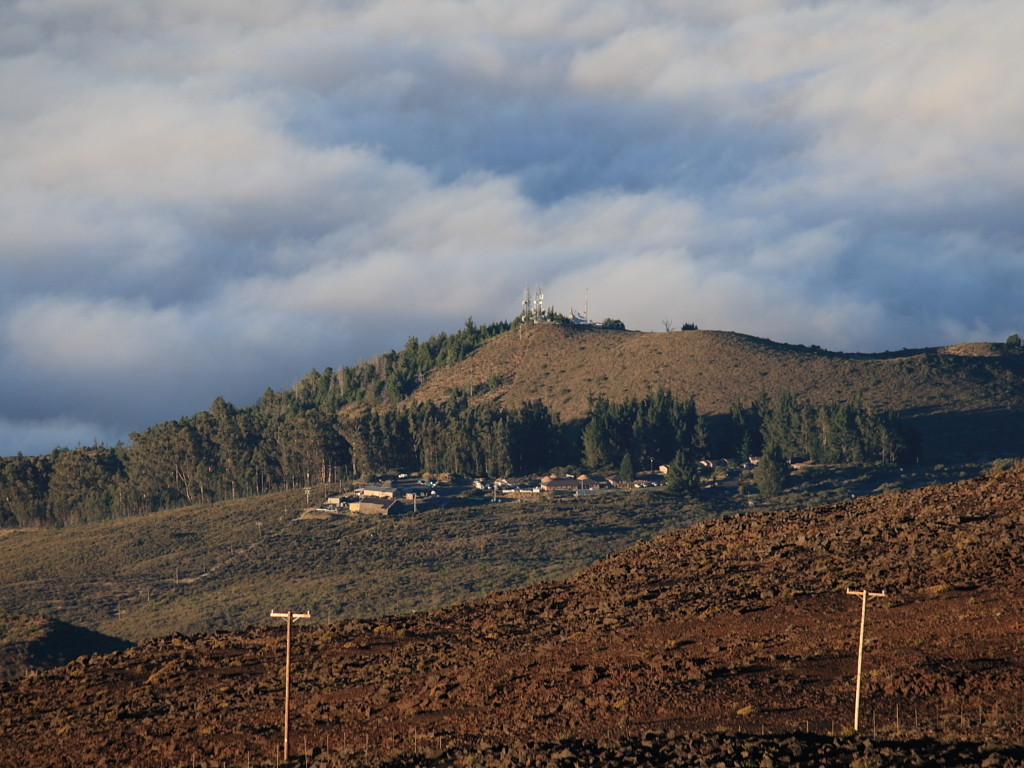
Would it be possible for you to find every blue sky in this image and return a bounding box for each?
[2,0,1023,455]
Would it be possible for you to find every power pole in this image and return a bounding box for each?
[270,610,311,761]
[846,588,885,731]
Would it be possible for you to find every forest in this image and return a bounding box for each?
[0,376,911,528]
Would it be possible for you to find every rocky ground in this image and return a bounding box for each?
[3,466,1024,766]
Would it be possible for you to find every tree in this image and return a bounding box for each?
[664,450,700,497]
[619,452,635,485]
[601,318,626,330]
[1007,333,1021,348]
[581,418,611,469]
[753,443,789,498]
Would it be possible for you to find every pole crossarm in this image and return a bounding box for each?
[271,611,312,622]
[270,609,311,762]
[846,588,885,732]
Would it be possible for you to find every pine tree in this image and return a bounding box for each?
[664,450,700,497]
[753,443,789,497]
[620,452,635,485]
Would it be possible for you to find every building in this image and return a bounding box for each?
[540,477,582,492]
[358,485,399,499]
[350,498,403,516]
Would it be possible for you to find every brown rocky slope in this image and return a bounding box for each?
[3,466,1024,766]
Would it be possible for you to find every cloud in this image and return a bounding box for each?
[1,0,1024,454]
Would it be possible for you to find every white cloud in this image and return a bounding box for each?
[2,0,1024,453]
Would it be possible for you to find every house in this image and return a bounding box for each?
[606,473,635,488]
[541,477,583,492]
[576,474,605,489]
[359,485,399,499]
[350,498,403,516]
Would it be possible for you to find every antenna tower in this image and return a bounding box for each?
[522,286,532,322]
[585,288,589,322]
[535,284,544,322]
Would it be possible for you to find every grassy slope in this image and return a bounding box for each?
[0,458,1006,645]
[0,487,720,643]
[411,325,1024,461]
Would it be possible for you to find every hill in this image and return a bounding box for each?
[3,465,1024,766]
[408,325,1024,462]
[6,323,1023,530]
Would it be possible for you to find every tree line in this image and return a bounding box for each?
[719,391,911,465]
[0,376,913,527]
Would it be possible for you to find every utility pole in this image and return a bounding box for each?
[270,610,311,761]
[846,588,885,731]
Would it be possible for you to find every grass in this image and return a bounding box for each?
[0,458,1010,645]
[0,487,716,642]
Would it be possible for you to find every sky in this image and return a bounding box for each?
[2,0,1023,455]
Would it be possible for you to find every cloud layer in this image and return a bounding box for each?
[2,0,1023,454]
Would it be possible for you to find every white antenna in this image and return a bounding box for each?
[535,284,544,322]
[522,286,531,321]
[585,288,589,322]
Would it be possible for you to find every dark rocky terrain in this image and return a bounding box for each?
[3,465,1024,766]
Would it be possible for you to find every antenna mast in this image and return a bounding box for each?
[535,284,544,322]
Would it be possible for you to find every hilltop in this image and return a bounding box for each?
[408,325,1024,462]
[3,464,1024,766]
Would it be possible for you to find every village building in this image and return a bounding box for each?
[540,476,601,492]
[358,485,400,499]
[350,498,403,516]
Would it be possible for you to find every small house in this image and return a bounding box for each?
[359,485,399,499]
[351,498,403,516]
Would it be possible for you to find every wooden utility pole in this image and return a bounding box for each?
[846,588,885,731]
[270,610,311,761]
